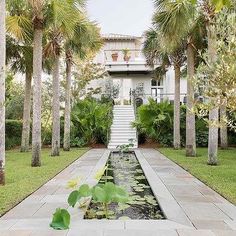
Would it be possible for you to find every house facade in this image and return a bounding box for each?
[89,33,187,105]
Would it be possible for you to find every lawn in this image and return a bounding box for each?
[158,148,236,204]
[0,148,88,216]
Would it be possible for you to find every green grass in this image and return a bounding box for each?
[0,148,88,216]
[158,147,236,204]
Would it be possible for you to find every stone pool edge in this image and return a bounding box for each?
[135,149,194,228]
[82,149,194,229]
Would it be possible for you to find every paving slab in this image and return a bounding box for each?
[0,148,235,236]
[177,229,215,236]
[103,229,178,236]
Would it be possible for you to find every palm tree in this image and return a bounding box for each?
[143,27,184,149]
[153,0,190,149]
[30,0,44,167]
[63,20,103,151]
[153,0,206,154]
[43,0,86,156]
[6,1,33,153]
[170,48,185,149]
[6,36,33,152]
[0,0,6,185]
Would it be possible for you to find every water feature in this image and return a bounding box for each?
[84,151,165,220]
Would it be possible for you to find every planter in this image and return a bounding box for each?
[124,55,131,62]
[111,53,119,62]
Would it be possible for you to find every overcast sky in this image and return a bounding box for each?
[86,0,154,37]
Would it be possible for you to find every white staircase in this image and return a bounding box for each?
[108,105,138,149]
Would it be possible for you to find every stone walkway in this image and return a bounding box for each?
[0,148,235,236]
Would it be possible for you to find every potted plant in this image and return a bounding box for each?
[111,52,119,61]
[122,48,131,62]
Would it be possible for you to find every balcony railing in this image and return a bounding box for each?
[104,49,146,64]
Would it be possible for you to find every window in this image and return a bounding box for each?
[151,79,157,86]
[151,79,163,87]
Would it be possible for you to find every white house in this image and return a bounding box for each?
[89,33,187,105]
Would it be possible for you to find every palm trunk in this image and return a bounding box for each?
[220,100,228,149]
[206,21,219,165]
[31,27,43,167]
[51,55,60,156]
[0,0,6,185]
[21,71,32,152]
[186,43,196,156]
[173,63,181,149]
[63,52,72,151]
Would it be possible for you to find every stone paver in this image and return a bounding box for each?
[140,149,236,235]
[0,148,235,236]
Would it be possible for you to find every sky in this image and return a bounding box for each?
[86,0,154,37]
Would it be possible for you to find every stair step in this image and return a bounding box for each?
[110,130,136,133]
[108,105,137,149]
[110,135,136,139]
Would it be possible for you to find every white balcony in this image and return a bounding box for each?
[104,49,155,73]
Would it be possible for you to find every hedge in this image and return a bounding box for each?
[6,119,22,149]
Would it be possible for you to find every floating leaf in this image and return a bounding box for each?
[68,190,80,207]
[50,208,70,230]
[118,203,130,211]
[135,175,146,180]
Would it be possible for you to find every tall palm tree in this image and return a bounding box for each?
[170,48,185,149]
[63,20,103,151]
[30,0,44,167]
[153,0,206,154]
[153,0,189,149]
[0,0,6,185]
[43,0,86,156]
[143,27,184,149]
[6,1,33,153]
[6,36,33,152]
[202,1,219,165]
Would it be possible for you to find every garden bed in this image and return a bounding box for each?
[84,151,165,220]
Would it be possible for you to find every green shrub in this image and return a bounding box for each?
[5,119,22,149]
[133,99,219,147]
[71,98,113,146]
[133,99,174,146]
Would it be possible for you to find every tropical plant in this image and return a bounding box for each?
[153,0,207,156]
[0,0,6,185]
[42,0,85,156]
[50,208,70,230]
[133,99,173,144]
[6,0,33,153]
[143,26,185,149]
[71,98,113,145]
[117,139,136,155]
[63,20,103,151]
[51,172,129,229]
[30,0,44,167]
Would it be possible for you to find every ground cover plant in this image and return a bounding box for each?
[159,147,236,204]
[0,148,88,216]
